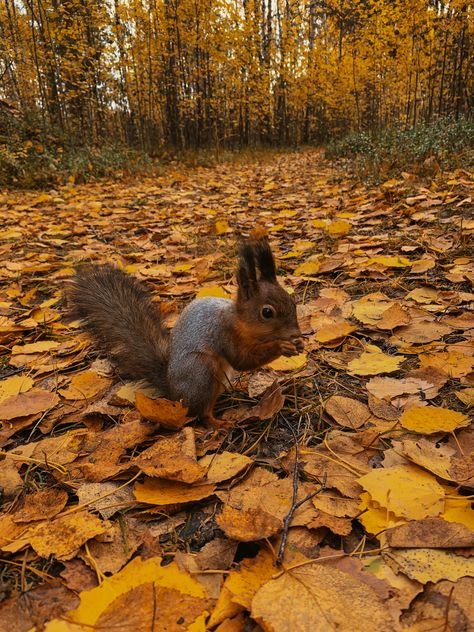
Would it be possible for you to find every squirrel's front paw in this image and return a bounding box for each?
[279,340,299,357]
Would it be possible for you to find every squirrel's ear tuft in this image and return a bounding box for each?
[253,237,277,282]
[237,243,257,300]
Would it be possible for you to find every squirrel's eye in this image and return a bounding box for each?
[261,305,276,319]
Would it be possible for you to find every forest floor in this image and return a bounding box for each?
[0,149,473,631]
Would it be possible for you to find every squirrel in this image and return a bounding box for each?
[68,235,304,428]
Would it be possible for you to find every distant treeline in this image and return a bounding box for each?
[0,0,473,152]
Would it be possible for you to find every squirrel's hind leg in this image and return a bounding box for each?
[168,350,232,429]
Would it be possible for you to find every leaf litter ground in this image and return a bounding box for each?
[0,150,473,631]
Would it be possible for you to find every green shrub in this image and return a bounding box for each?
[0,109,155,188]
[326,116,474,179]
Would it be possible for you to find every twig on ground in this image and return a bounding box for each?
[276,416,326,566]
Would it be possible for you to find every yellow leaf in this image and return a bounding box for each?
[442,495,474,531]
[348,349,405,376]
[358,492,406,536]
[366,256,412,268]
[199,451,253,483]
[0,375,34,404]
[400,406,470,434]
[174,262,194,273]
[215,219,230,234]
[384,549,474,584]
[267,352,307,371]
[311,219,330,229]
[294,260,320,275]
[326,219,351,235]
[353,297,394,324]
[357,464,445,520]
[195,285,231,299]
[315,321,357,343]
[12,340,60,355]
[44,557,209,631]
[59,370,111,401]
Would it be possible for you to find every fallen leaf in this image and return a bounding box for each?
[357,465,445,520]
[267,352,307,371]
[325,395,371,429]
[135,393,192,428]
[251,559,397,631]
[59,370,111,400]
[400,406,469,434]
[384,548,474,583]
[133,427,205,483]
[348,348,405,376]
[0,388,59,420]
[134,478,216,506]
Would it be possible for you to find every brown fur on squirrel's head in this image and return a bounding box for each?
[236,236,303,350]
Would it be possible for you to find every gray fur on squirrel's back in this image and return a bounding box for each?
[167,297,235,412]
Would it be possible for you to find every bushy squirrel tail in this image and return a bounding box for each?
[68,264,170,393]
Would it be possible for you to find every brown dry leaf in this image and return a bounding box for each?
[224,381,284,423]
[0,579,79,632]
[0,458,23,498]
[357,464,445,520]
[216,467,316,541]
[60,558,99,593]
[384,548,474,583]
[400,577,474,631]
[247,370,280,397]
[195,538,238,571]
[134,477,216,507]
[392,320,452,344]
[405,365,449,398]
[3,510,105,560]
[400,405,469,434]
[385,518,474,548]
[13,488,68,522]
[399,438,454,482]
[376,303,410,330]
[198,451,253,484]
[290,446,366,499]
[135,393,192,428]
[307,511,353,535]
[76,481,135,519]
[251,559,397,631]
[133,427,204,483]
[80,520,142,575]
[0,388,59,420]
[325,395,371,429]
[69,419,155,481]
[366,376,433,402]
[58,370,111,400]
[455,387,474,406]
[0,514,29,549]
[312,490,360,518]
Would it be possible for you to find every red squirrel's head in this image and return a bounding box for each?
[235,236,303,351]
